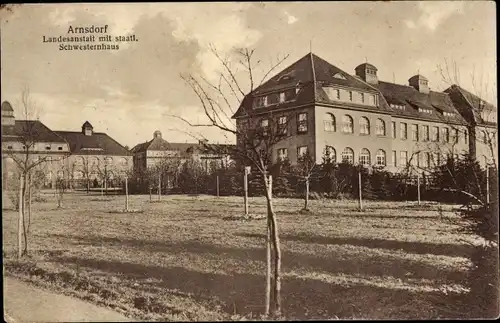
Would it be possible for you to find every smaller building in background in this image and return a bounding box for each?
[54,121,133,189]
[131,130,233,174]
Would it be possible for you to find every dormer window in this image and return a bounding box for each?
[418,108,432,114]
[443,111,455,117]
[333,72,347,80]
[278,74,293,83]
[390,103,406,111]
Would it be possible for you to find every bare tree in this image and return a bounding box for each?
[292,150,320,211]
[167,45,290,317]
[4,87,70,257]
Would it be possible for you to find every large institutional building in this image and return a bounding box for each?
[1,101,132,189]
[232,52,497,172]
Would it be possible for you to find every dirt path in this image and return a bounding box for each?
[3,276,134,322]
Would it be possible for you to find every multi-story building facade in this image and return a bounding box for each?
[231,52,496,172]
[2,101,71,189]
[1,101,133,189]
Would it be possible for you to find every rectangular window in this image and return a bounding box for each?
[422,125,430,141]
[45,145,51,150]
[432,152,440,166]
[297,112,308,133]
[277,148,288,161]
[464,130,468,144]
[431,126,439,142]
[442,127,450,143]
[349,91,353,101]
[400,122,407,140]
[411,124,419,141]
[423,152,431,168]
[278,116,287,135]
[267,93,280,105]
[414,152,420,167]
[254,96,267,108]
[400,151,408,166]
[392,150,397,166]
[360,93,365,103]
[7,145,13,149]
[336,89,340,100]
[453,129,459,143]
[261,119,269,137]
[297,146,308,158]
[391,121,396,139]
[58,146,63,151]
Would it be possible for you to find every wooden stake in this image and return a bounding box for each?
[244,170,249,216]
[417,173,421,205]
[486,166,490,204]
[358,171,363,211]
[158,173,161,201]
[125,177,129,211]
[216,175,220,197]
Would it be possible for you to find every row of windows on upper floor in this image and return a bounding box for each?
[253,87,379,109]
[322,113,470,144]
[4,144,66,151]
[3,156,129,166]
[277,145,463,169]
[258,111,475,146]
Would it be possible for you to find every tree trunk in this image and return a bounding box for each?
[87,178,90,194]
[22,173,29,256]
[304,178,309,210]
[18,174,24,259]
[149,188,152,201]
[264,174,281,317]
[265,215,272,317]
[28,172,32,234]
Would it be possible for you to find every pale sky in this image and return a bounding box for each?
[1,2,496,148]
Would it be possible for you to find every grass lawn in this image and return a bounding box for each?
[2,192,484,320]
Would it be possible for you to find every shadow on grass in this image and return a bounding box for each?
[48,233,467,283]
[236,232,474,259]
[48,254,462,320]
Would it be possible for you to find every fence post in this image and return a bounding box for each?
[417,172,421,205]
[158,173,161,201]
[244,170,249,216]
[358,171,363,211]
[125,176,129,211]
[486,166,490,204]
[216,175,220,197]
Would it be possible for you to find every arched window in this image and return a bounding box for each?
[107,171,114,180]
[376,149,386,166]
[73,170,83,179]
[90,171,99,180]
[359,117,370,135]
[105,157,113,165]
[341,147,354,164]
[376,119,386,136]
[324,146,336,162]
[359,148,371,166]
[324,113,336,132]
[342,115,354,133]
[76,157,84,166]
[482,130,488,144]
[90,157,99,167]
[57,170,64,179]
[46,171,53,180]
[120,158,128,166]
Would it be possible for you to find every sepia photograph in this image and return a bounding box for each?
[1,1,498,321]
